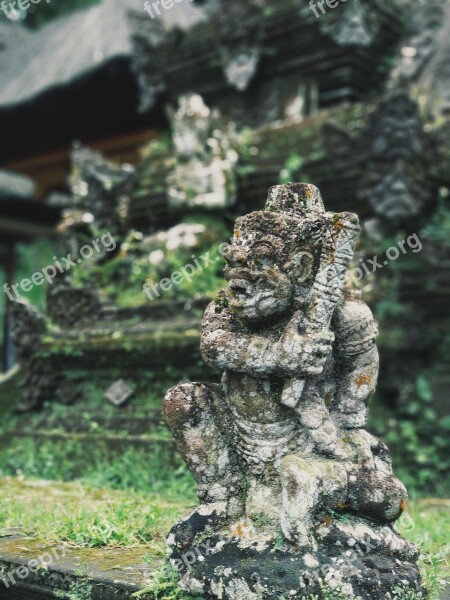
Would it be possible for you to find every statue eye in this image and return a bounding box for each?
[250,243,276,264]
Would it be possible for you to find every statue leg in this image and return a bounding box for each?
[347,467,407,524]
[164,382,244,551]
[279,455,348,549]
[294,390,348,458]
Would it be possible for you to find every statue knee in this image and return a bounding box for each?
[164,382,211,432]
[280,456,318,500]
[348,469,408,524]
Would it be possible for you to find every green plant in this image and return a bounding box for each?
[54,578,93,600]
[0,476,194,549]
[419,551,448,600]
[250,512,270,527]
[70,218,229,308]
[274,529,286,551]
[13,238,60,309]
[318,580,353,600]
[385,583,426,600]
[133,563,203,599]
[421,188,450,248]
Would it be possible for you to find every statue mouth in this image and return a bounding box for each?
[229,279,254,297]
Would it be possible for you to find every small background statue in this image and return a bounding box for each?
[167,94,239,210]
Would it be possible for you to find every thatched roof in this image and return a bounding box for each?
[0,0,206,109]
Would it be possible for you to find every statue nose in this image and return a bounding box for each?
[224,246,247,265]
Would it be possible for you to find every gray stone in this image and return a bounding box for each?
[166,94,238,210]
[164,183,422,599]
[104,379,134,407]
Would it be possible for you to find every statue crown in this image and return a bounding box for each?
[265,183,325,218]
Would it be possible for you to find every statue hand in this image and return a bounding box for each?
[277,328,334,376]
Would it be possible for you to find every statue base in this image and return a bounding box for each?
[172,515,422,600]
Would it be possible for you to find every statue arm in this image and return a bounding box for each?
[332,298,379,429]
[201,301,280,376]
[201,301,334,378]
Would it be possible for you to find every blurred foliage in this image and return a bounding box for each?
[14,237,59,309]
[368,376,450,498]
[70,215,229,308]
[0,437,188,491]
[0,364,198,490]
[0,238,58,359]
[421,189,450,248]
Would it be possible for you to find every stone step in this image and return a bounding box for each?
[0,535,159,600]
[17,412,165,436]
[0,430,176,450]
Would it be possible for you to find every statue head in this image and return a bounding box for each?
[223,183,327,324]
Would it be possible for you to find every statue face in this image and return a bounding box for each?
[223,229,314,324]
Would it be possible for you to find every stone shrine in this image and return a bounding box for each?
[164,183,421,600]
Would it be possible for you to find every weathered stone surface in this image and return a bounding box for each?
[164,183,422,599]
[0,535,155,600]
[130,0,405,127]
[166,94,238,210]
[357,92,433,222]
[389,0,450,120]
[11,295,211,412]
[65,144,135,239]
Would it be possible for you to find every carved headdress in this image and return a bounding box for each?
[234,183,339,264]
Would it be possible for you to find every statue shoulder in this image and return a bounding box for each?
[332,297,379,355]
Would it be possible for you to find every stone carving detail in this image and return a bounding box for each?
[358,92,433,221]
[167,94,238,210]
[389,1,446,86]
[215,1,265,92]
[318,0,414,48]
[316,92,435,224]
[11,300,50,412]
[324,0,375,47]
[164,183,421,599]
[62,144,135,247]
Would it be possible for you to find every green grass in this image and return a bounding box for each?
[0,437,189,493]
[0,476,194,551]
[397,500,449,599]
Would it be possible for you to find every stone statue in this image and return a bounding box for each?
[61,144,135,254]
[164,183,421,599]
[389,0,450,120]
[166,94,238,210]
[358,92,433,222]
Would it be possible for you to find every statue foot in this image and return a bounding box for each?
[167,499,243,553]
